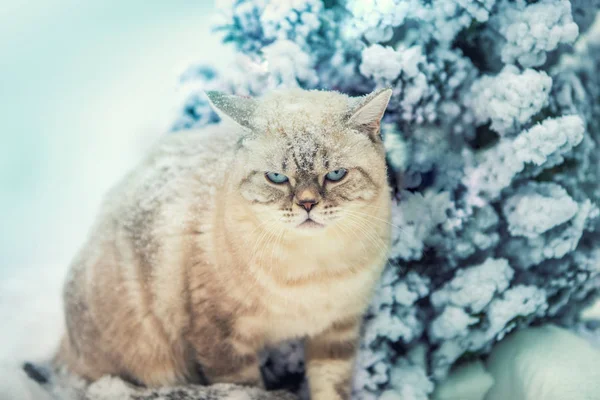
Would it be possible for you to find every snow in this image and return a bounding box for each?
[462,115,585,202]
[389,190,452,261]
[503,182,579,238]
[360,44,424,82]
[432,325,600,400]
[485,325,600,400]
[0,365,54,400]
[429,307,478,340]
[468,66,552,135]
[0,369,297,400]
[262,40,319,87]
[493,0,579,67]
[84,378,296,400]
[431,361,493,400]
[430,258,514,314]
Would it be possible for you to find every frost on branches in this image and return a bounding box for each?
[174,1,600,398]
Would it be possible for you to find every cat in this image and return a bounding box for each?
[55,87,393,400]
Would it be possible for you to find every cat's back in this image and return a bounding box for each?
[73,122,242,285]
[103,123,242,222]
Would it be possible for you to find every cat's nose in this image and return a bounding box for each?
[298,199,318,212]
[295,187,321,212]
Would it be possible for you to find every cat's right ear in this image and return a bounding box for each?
[347,88,392,140]
[205,91,257,130]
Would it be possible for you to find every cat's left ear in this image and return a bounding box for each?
[205,91,257,130]
[347,88,392,139]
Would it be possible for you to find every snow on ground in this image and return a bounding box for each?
[0,264,65,368]
[0,366,297,400]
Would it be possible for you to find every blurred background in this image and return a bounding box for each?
[1,1,599,398]
[0,0,231,365]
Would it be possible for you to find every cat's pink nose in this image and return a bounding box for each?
[298,199,317,212]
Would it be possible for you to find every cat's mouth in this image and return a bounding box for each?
[298,218,325,229]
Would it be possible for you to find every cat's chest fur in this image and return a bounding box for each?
[260,266,378,341]
[226,237,385,344]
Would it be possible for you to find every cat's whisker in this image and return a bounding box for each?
[341,218,382,265]
[333,220,351,242]
[344,214,389,256]
[269,224,286,271]
[263,229,280,272]
[346,217,387,252]
[331,219,345,245]
[257,224,278,262]
[344,209,408,234]
[248,219,280,268]
[336,216,370,257]
[242,224,275,299]
[255,219,284,271]
[244,224,273,265]
[273,226,287,273]
[245,223,278,293]
[347,208,434,247]
[247,218,274,237]
[247,222,274,264]
[349,225,388,259]
[357,222,391,256]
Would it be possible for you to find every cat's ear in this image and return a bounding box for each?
[205,91,257,130]
[347,88,392,139]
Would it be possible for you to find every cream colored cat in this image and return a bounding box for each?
[56,88,393,400]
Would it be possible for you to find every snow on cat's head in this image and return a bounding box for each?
[207,88,392,233]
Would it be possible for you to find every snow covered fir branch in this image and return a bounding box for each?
[172,0,600,398]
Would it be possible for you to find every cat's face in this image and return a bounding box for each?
[208,88,391,233]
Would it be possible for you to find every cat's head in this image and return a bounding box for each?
[207,88,392,233]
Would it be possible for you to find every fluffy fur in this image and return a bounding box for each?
[56,88,393,400]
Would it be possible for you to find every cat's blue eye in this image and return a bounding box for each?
[265,172,289,184]
[326,168,347,182]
